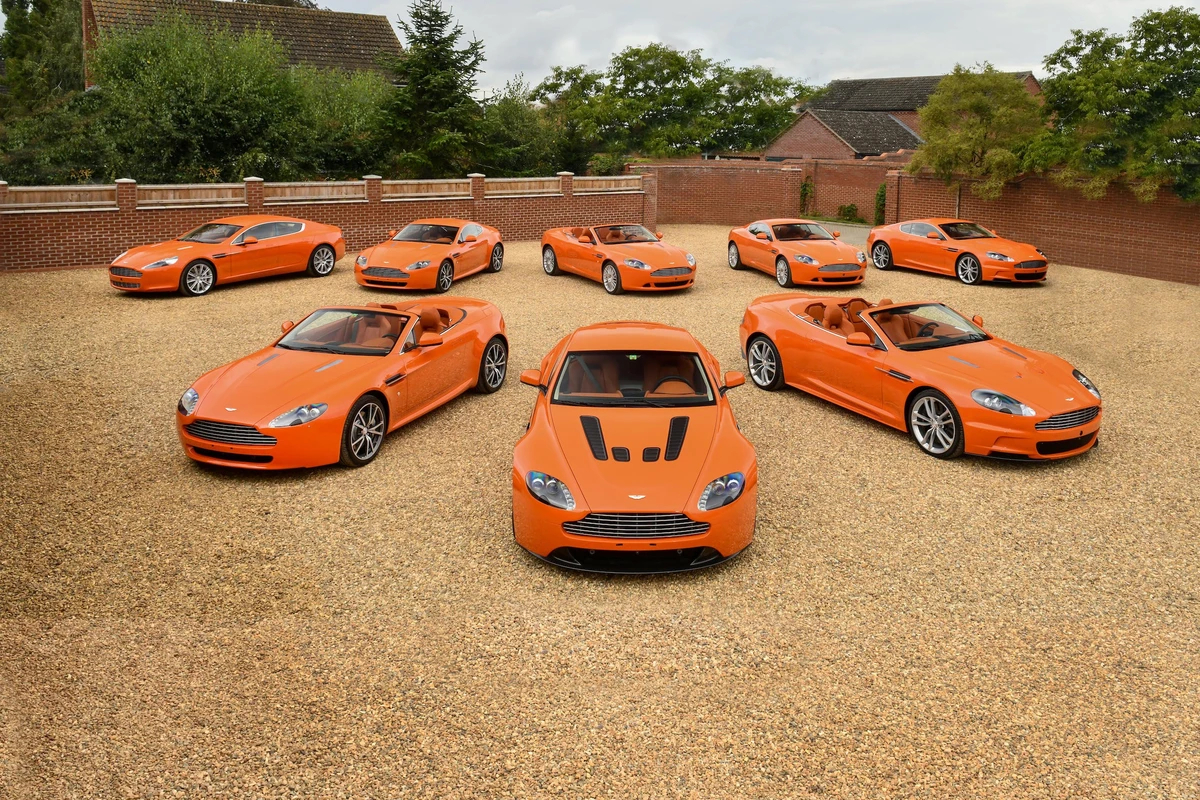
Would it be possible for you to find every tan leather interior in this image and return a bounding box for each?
[822,303,857,337]
[643,355,698,396]
[355,313,401,348]
[806,303,825,324]
[566,356,620,395]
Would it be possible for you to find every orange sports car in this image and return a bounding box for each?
[541,224,696,294]
[728,218,866,287]
[176,298,508,469]
[739,295,1102,460]
[354,218,503,292]
[512,322,756,573]
[109,215,345,296]
[867,218,1048,284]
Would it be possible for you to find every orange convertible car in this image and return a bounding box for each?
[110,215,345,296]
[513,322,756,573]
[728,218,866,287]
[541,224,696,294]
[739,295,1102,460]
[354,218,503,292]
[177,298,508,469]
[867,219,1048,285]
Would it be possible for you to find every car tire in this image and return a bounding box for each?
[871,242,893,270]
[775,257,795,288]
[956,253,983,285]
[306,244,336,277]
[542,246,561,275]
[746,335,784,391]
[907,389,965,459]
[179,260,216,296]
[339,394,387,467]
[487,243,504,273]
[475,336,508,393]
[602,262,624,295]
[728,242,744,270]
[435,260,454,293]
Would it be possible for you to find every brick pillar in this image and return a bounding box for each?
[364,174,382,204]
[0,181,7,206]
[641,171,658,232]
[783,167,804,218]
[557,171,574,197]
[885,170,901,224]
[244,176,264,212]
[115,178,137,212]
[468,173,485,203]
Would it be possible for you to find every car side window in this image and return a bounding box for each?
[900,223,916,235]
[234,222,278,243]
[275,222,303,236]
[459,224,483,242]
[912,223,943,239]
[749,223,770,240]
[401,322,418,353]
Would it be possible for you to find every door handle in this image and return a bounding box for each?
[594,253,604,258]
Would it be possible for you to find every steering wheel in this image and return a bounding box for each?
[916,322,938,338]
[650,375,694,393]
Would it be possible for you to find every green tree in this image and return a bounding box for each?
[478,76,555,176]
[0,0,84,115]
[706,65,811,153]
[292,66,391,179]
[533,65,606,174]
[908,63,1044,199]
[602,44,718,155]
[379,0,486,178]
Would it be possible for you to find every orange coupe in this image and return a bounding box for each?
[176,298,508,469]
[728,218,866,287]
[110,215,345,296]
[513,322,756,573]
[867,219,1048,285]
[541,224,696,294]
[739,295,1102,460]
[354,218,503,292]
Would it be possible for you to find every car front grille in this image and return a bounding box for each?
[184,419,277,446]
[111,280,139,289]
[1014,271,1046,281]
[362,267,410,279]
[1035,406,1100,430]
[1016,260,1047,270]
[818,263,860,272]
[193,447,273,464]
[652,267,692,277]
[563,512,710,539]
[110,266,142,278]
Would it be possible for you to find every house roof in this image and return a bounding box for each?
[88,0,402,74]
[812,72,1036,112]
[806,109,922,156]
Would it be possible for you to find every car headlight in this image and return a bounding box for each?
[113,250,129,263]
[178,388,199,416]
[986,252,1013,262]
[856,250,866,264]
[144,256,179,269]
[356,255,368,266]
[698,472,745,511]
[623,258,650,270]
[1073,369,1101,401]
[1036,248,1047,257]
[686,253,696,266]
[526,471,576,510]
[407,260,432,270]
[268,403,328,428]
[971,390,1035,416]
[793,254,817,265]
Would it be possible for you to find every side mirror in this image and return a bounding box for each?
[846,332,873,347]
[722,371,746,392]
[520,369,542,388]
[833,231,842,238]
[655,231,664,240]
[972,315,984,327]
[925,231,940,239]
[579,235,593,245]
[755,232,769,240]
[464,234,477,243]
[281,320,295,334]
[387,229,398,239]
[240,236,258,246]
[417,331,443,347]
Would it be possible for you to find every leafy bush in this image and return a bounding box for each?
[874,183,887,225]
[587,153,628,176]
[836,203,865,223]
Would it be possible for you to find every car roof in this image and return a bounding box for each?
[566,322,700,353]
[755,218,826,226]
[207,214,305,226]
[409,218,474,226]
[912,218,971,225]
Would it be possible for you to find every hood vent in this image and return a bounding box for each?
[580,416,608,460]
[665,417,689,461]
[612,447,630,462]
[642,447,660,462]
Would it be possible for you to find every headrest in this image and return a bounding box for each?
[878,298,893,307]
[824,304,844,328]
[806,303,825,321]
[419,307,440,332]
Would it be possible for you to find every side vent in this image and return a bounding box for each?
[665,417,689,461]
[612,447,630,462]
[580,416,608,460]
[642,447,660,462]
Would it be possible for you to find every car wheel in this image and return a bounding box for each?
[488,243,504,273]
[956,254,983,285]
[435,260,454,293]
[871,242,892,270]
[602,262,624,295]
[908,389,965,459]
[542,246,561,275]
[340,394,387,467]
[775,257,794,288]
[728,242,743,270]
[475,336,508,393]
[307,244,336,277]
[746,335,784,390]
[179,260,216,296]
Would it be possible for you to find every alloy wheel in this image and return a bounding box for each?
[748,340,777,387]
[910,395,956,455]
[775,259,790,287]
[438,262,454,291]
[957,255,981,284]
[603,264,619,293]
[186,263,214,295]
[728,243,739,268]
[312,246,335,275]
[350,401,385,461]
[491,245,504,271]
[872,243,890,269]
[542,248,556,274]
[484,341,507,389]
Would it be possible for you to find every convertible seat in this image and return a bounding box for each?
[805,303,825,324]
[566,356,620,395]
[873,300,917,342]
[822,303,857,337]
[845,298,872,335]
[644,355,697,396]
[355,313,400,347]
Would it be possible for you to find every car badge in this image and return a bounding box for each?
[1065,397,1074,402]
[226,407,237,412]
[629,495,645,500]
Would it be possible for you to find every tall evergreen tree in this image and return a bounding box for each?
[0,0,84,115]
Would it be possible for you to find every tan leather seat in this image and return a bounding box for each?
[845,299,872,335]
[822,304,856,337]
[644,355,697,395]
[566,357,620,394]
[806,303,825,324]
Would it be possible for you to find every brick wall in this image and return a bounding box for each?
[763,113,856,160]
[806,161,890,221]
[0,174,653,272]
[889,171,1199,285]
[889,110,922,136]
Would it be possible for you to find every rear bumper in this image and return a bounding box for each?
[176,413,343,469]
[966,411,1102,460]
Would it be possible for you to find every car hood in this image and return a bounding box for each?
[963,237,1043,261]
[605,242,689,267]
[366,240,453,268]
[114,241,216,267]
[777,238,862,264]
[548,404,717,512]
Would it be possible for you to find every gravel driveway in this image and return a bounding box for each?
[2,224,1197,798]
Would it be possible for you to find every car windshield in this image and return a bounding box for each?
[552,351,715,407]
[180,223,241,243]
[939,222,995,240]
[277,309,408,356]
[394,224,459,244]
[772,222,833,241]
[594,225,658,244]
[868,304,989,352]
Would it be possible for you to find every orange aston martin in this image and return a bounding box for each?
[109,215,345,296]
[728,218,866,287]
[740,295,1102,460]
[867,219,1048,284]
[513,322,756,573]
[354,218,503,292]
[176,298,508,469]
[541,224,696,294]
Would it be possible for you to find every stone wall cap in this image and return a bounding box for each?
[362,174,382,180]
[466,173,485,178]
[243,176,264,182]
[556,171,575,176]
[115,178,137,183]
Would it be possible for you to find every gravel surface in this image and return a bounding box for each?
[2,224,1198,798]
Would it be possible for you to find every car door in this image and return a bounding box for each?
[890,223,924,267]
[575,229,605,280]
[454,224,488,275]
[229,222,280,278]
[743,223,774,270]
[397,309,473,416]
[802,320,886,418]
[907,222,952,272]
[269,221,311,274]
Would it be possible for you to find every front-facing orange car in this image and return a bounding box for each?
[728,218,866,287]
[177,298,508,469]
[867,218,1048,285]
[109,215,345,296]
[739,294,1102,460]
[513,322,756,573]
[354,218,503,293]
[541,224,696,294]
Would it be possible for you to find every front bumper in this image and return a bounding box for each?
[789,263,866,285]
[983,259,1049,283]
[621,265,695,292]
[966,408,1102,460]
[354,263,440,290]
[176,413,344,470]
[109,264,185,292]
